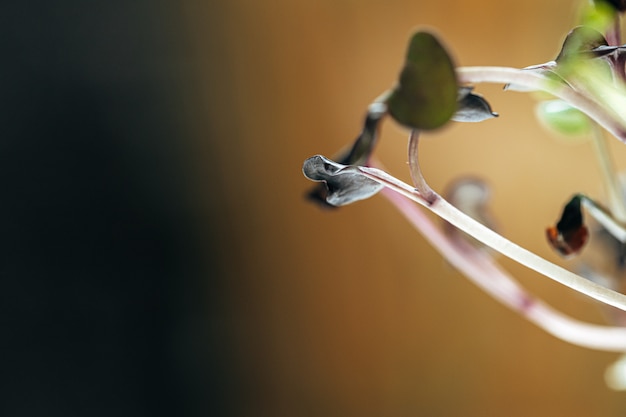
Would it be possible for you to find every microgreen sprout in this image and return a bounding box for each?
[302,0,626,387]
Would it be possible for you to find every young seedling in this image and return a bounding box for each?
[302,0,626,386]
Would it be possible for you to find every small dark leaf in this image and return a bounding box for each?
[536,99,591,136]
[305,103,386,208]
[555,26,611,63]
[546,194,589,256]
[387,31,458,130]
[302,155,383,207]
[453,87,498,122]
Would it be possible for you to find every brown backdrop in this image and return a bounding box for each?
[189,0,626,416]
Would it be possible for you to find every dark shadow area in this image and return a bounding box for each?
[0,1,217,415]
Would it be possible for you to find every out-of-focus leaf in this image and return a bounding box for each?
[387,31,458,130]
[453,87,499,122]
[546,195,589,257]
[302,155,383,207]
[536,99,592,136]
[443,177,498,249]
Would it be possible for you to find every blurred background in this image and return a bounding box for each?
[3,0,626,416]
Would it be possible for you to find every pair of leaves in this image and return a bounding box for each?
[306,30,498,208]
[388,31,498,128]
[386,32,497,127]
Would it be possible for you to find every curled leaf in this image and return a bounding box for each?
[546,195,589,257]
[302,155,383,207]
[305,102,387,208]
[387,31,458,130]
[453,87,499,122]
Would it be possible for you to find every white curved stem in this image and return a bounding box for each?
[456,66,626,143]
[382,187,626,351]
[356,165,626,312]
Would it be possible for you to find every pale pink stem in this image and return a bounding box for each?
[357,165,626,312]
[381,187,626,351]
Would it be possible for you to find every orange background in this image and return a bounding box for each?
[187,0,626,416]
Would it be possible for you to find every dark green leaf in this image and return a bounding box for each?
[302,155,383,207]
[387,31,458,130]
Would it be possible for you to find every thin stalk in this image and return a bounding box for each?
[456,66,626,143]
[355,165,626,312]
[580,195,626,242]
[382,186,626,351]
[407,130,436,203]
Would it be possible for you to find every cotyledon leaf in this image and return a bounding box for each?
[387,31,458,130]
